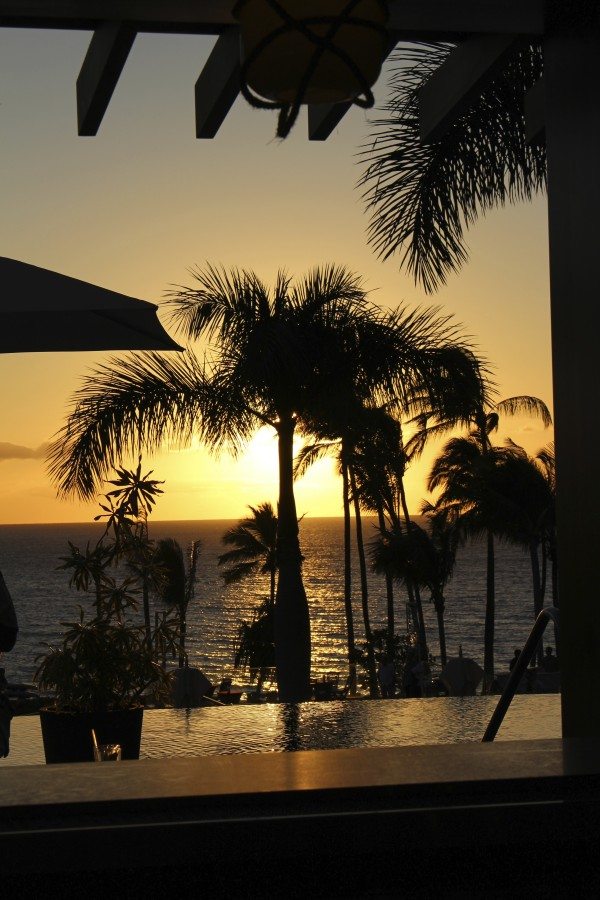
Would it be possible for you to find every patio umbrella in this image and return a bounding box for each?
[439,657,484,696]
[0,256,180,352]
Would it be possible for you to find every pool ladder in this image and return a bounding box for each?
[482,606,560,742]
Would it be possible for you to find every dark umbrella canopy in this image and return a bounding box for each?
[0,256,181,353]
[439,657,484,696]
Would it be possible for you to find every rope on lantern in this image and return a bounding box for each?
[233,0,389,138]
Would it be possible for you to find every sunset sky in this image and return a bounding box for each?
[0,28,553,524]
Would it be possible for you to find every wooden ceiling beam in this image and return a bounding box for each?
[0,0,545,37]
[389,0,544,36]
[195,27,240,139]
[419,34,524,144]
[77,23,136,136]
[308,102,352,142]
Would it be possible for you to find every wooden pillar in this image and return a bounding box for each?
[544,26,600,737]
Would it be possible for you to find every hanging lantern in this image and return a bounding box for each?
[233,0,389,138]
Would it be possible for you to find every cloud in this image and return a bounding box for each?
[0,442,49,461]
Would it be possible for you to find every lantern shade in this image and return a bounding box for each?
[235,0,388,106]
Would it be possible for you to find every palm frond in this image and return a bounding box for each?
[46,352,213,500]
[293,441,337,479]
[359,42,545,292]
[495,395,552,428]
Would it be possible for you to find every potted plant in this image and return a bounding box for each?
[35,461,177,763]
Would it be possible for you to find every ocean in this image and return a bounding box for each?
[0,517,549,687]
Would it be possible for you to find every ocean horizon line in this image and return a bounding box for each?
[0,513,420,529]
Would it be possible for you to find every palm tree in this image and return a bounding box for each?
[218,503,278,605]
[371,515,458,668]
[484,441,556,664]
[47,264,415,702]
[153,538,201,668]
[295,437,359,694]
[234,597,276,689]
[535,442,557,607]
[351,409,428,659]
[408,382,551,690]
[359,43,545,293]
[426,430,523,689]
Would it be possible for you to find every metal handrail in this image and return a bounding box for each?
[482,606,560,742]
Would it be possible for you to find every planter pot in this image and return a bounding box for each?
[39,706,144,764]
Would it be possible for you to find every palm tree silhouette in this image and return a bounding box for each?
[408,382,551,690]
[295,325,481,695]
[371,514,458,668]
[48,264,417,702]
[482,441,556,664]
[218,503,278,606]
[154,538,201,668]
[426,431,508,688]
[360,43,545,292]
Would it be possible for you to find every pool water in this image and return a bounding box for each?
[3,695,561,767]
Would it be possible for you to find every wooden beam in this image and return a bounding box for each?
[195,27,240,139]
[0,0,545,37]
[308,102,352,142]
[77,22,136,136]
[419,34,522,143]
[389,0,544,36]
[0,1,236,32]
[524,76,545,145]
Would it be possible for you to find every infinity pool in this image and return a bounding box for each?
[3,695,561,767]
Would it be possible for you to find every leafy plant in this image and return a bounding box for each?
[35,462,177,712]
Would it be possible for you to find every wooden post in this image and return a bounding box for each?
[544,25,600,737]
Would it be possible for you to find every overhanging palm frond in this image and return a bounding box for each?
[359,42,545,292]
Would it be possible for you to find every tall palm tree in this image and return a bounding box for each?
[154,538,201,668]
[535,442,557,607]
[47,264,420,702]
[426,430,522,689]
[295,437,359,694]
[218,503,278,605]
[484,441,556,664]
[351,408,429,659]
[371,515,458,668]
[408,383,551,690]
[359,43,545,293]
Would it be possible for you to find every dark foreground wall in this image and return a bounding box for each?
[2,739,600,896]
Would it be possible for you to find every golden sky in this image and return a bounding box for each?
[0,30,553,524]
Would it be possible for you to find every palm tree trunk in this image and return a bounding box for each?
[377,505,395,649]
[483,529,495,692]
[342,456,357,695]
[179,610,187,668]
[433,592,447,668]
[350,466,378,697]
[274,415,312,702]
[270,567,276,607]
[398,478,428,662]
[529,539,544,666]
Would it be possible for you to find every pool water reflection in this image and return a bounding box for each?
[4,695,561,767]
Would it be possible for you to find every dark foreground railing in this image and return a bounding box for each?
[482,606,560,742]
